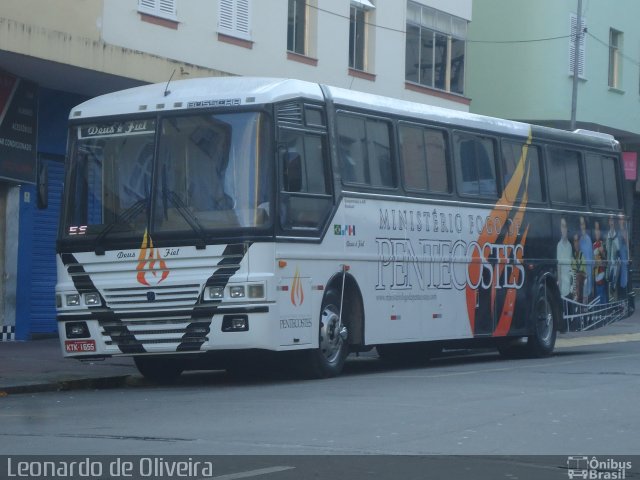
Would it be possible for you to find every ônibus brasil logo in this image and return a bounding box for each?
[567,456,632,479]
[136,230,169,286]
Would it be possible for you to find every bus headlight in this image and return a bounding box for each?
[65,321,90,338]
[206,286,225,300]
[84,292,101,306]
[66,294,80,306]
[229,286,245,298]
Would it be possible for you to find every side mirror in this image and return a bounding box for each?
[283,152,302,193]
[37,162,48,209]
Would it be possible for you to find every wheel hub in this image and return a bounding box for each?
[320,306,347,363]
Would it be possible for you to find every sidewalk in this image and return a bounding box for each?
[0,337,136,395]
[1,311,639,395]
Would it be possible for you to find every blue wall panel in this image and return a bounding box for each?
[15,87,86,339]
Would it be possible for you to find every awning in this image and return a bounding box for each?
[351,0,375,10]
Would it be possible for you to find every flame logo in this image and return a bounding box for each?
[290,268,305,306]
[465,130,532,336]
[136,229,170,286]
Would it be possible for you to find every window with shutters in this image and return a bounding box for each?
[569,13,586,79]
[138,0,177,21]
[218,0,251,41]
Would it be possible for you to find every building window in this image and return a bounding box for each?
[138,0,177,21]
[288,0,306,55]
[218,0,251,41]
[608,29,622,89]
[569,13,586,78]
[350,1,374,71]
[405,1,467,95]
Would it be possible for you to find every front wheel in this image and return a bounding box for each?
[302,290,349,378]
[526,283,557,357]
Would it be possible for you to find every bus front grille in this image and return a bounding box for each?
[102,284,201,308]
[101,318,211,347]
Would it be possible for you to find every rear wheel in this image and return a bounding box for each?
[134,356,184,384]
[302,290,349,378]
[526,283,557,357]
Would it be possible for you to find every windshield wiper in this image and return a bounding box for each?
[93,198,147,255]
[164,190,208,250]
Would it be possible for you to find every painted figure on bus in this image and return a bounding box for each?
[556,216,573,299]
[592,220,607,305]
[618,215,629,300]
[578,216,593,302]
[606,215,620,300]
[571,233,586,304]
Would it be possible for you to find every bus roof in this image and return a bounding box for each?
[70,76,619,151]
[69,77,324,119]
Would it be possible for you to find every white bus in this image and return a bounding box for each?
[57,77,631,381]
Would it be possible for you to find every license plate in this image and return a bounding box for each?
[65,340,96,353]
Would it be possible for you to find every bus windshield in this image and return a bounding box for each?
[63,112,271,242]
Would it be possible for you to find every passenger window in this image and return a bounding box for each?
[501,141,544,203]
[279,130,332,230]
[454,132,497,197]
[399,124,449,193]
[305,106,325,128]
[586,154,620,209]
[547,147,584,205]
[337,113,396,188]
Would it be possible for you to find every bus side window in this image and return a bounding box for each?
[586,154,620,209]
[547,147,584,205]
[279,130,332,230]
[454,133,497,197]
[501,141,544,203]
[283,152,302,192]
[338,115,367,184]
[399,123,449,194]
[337,113,396,188]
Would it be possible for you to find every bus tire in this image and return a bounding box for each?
[134,356,184,384]
[526,283,557,357]
[303,289,349,378]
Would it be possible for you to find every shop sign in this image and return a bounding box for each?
[0,71,37,184]
[623,152,637,181]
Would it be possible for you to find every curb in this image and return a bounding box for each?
[0,375,133,396]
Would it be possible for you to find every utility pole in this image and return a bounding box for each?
[570,0,583,131]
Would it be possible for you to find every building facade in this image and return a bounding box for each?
[0,0,472,340]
